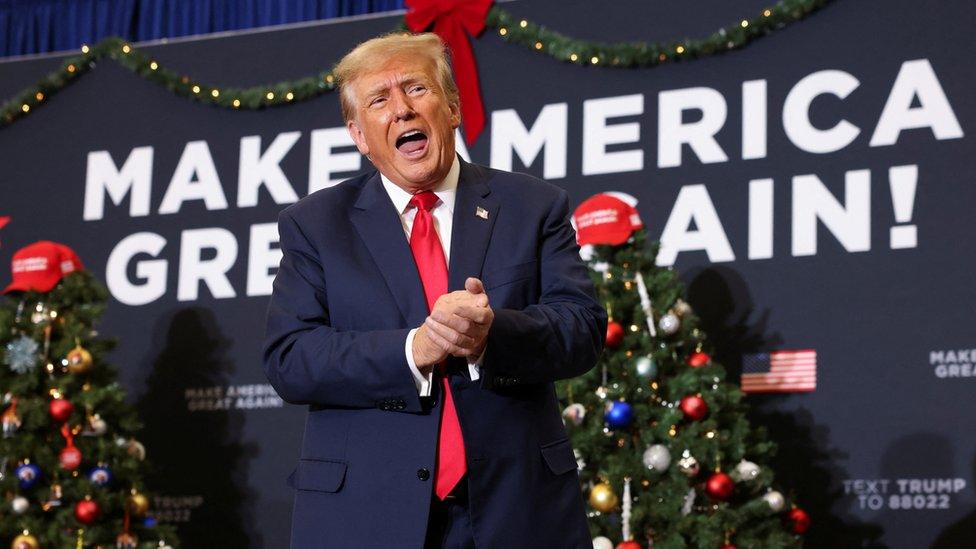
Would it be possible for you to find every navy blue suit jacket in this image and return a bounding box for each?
[263,159,606,547]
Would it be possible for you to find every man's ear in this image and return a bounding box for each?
[449,101,461,130]
[347,120,370,156]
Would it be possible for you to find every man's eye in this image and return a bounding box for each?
[369,97,387,107]
[409,85,426,94]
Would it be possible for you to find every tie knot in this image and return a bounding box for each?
[410,191,439,212]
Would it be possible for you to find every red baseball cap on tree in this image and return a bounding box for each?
[3,241,84,294]
[572,193,644,246]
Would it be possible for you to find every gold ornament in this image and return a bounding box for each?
[127,490,150,517]
[66,344,93,374]
[588,482,619,512]
[127,439,146,460]
[11,530,39,549]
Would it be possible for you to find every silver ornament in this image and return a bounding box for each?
[635,356,657,378]
[733,459,760,481]
[678,450,699,477]
[574,449,586,470]
[11,495,28,514]
[658,313,680,336]
[4,336,38,374]
[592,536,614,549]
[562,403,586,426]
[763,490,785,512]
[642,444,671,471]
[681,488,696,516]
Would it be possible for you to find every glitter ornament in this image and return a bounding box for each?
[657,313,680,336]
[642,444,671,471]
[11,496,28,514]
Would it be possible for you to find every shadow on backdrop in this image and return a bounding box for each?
[136,307,259,547]
[685,266,885,547]
[881,435,976,549]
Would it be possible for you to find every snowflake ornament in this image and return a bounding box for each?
[4,336,39,374]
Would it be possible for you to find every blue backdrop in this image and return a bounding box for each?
[0,0,973,546]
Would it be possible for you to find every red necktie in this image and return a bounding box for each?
[408,191,467,500]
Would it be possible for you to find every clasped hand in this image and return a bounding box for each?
[412,277,493,370]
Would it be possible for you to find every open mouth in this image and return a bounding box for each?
[395,130,428,156]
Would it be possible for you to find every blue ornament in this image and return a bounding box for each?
[605,400,633,429]
[143,515,158,528]
[4,336,38,374]
[16,463,40,489]
[88,465,112,487]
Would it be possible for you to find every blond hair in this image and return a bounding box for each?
[334,32,460,122]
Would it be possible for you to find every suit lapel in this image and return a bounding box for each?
[350,171,429,327]
[448,160,499,292]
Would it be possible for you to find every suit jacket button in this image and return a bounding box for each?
[417,468,430,481]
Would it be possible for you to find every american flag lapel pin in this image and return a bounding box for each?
[476,206,489,220]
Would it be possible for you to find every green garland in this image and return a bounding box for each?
[0,0,831,128]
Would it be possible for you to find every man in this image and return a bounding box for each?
[263,32,606,548]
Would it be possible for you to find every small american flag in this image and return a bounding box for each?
[741,349,817,393]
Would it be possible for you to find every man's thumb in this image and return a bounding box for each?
[465,277,485,294]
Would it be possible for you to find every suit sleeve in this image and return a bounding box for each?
[483,189,607,384]
[262,209,423,412]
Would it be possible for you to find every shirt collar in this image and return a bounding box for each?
[380,155,460,216]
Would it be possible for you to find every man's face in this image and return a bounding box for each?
[346,54,460,192]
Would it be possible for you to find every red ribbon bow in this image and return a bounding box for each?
[405,0,493,146]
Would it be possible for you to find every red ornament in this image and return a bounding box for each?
[686,351,711,368]
[405,0,492,146]
[617,542,642,549]
[74,498,100,524]
[705,472,735,500]
[59,424,81,470]
[787,507,811,534]
[679,395,708,421]
[49,397,74,423]
[719,545,737,549]
[606,321,625,348]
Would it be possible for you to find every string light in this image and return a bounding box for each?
[519,20,528,28]
[149,61,158,70]
[590,56,599,65]
[499,28,508,36]
[740,20,750,28]
[211,89,219,98]
[763,9,772,16]
[676,45,685,54]
[66,64,76,73]
[21,104,29,113]
[122,44,131,54]
[191,85,201,94]
[325,74,334,84]
[570,53,579,62]
[286,92,295,101]
[35,92,43,101]
[534,42,543,50]
[658,53,667,62]
[232,99,241,108]
[266,92,275,100]
[81,44,90,54]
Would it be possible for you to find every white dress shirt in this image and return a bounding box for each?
[379,156,483,396]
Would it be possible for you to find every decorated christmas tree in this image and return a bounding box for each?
[0,242,177,548]
[560,195,809,549]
